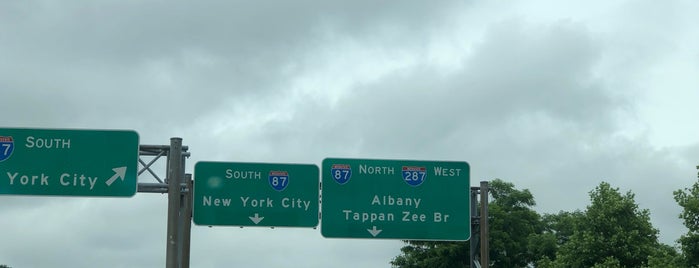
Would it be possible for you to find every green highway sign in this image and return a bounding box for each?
[0,128,139,197]
[193,161,319,228]
[321,158,470,240]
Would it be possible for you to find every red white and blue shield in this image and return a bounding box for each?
[268,171,289,191]
[0,136,14,162]
[331,164,352,185]
[402,166,426,187]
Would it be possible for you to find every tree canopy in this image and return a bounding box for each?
[673,164,699,266]
[552,182,659,267]
[390,241,468,268]
[488,179,547,267]
[392,179,679,268]
[392,179,547,268]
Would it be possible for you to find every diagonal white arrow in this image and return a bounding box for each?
[367,226,382,237]
[105,166,127,186]
[249,213,264,224]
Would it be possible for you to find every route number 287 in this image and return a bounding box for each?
[402,166,426,187]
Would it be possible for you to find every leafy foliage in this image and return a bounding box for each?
[390,241,468,268]
[488,179,547,267]
[591,256,622,268]
[674,165,699,266]
[677,234,699,267]
[391,179,546,268]
[532,210,584,265]
[541,210,583,246]
[392,180,678,268]
[554,182,659,267]
[675,175,699,233]
[643,243,685,268]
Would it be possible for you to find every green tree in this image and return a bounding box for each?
[391,241,468,268]
[673,164,699,266]
[554,182,659,267]
[488,179,547,267]
[391,179,546,268]
[534,210,584,265]
[0,265,11,268]
[644,244,684,268]
[591,256,622,268]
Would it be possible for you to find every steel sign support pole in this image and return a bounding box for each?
[138,141,190,268]
[470,186,480,268]
[166,138,183,268]
[180,174,193,268]
[480,181,489,268]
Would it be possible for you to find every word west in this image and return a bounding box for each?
[433,166,462,177]
[6,172,98,189]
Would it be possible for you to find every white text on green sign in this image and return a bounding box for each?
[0,128,139,197]
[321,158,470,240]
[193,162,319,228]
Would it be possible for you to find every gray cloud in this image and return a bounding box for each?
[0,1,467,137]
[1,1,698,267]
[201,17,690,246]
[239,19,616,158]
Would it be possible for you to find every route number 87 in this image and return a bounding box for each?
[0,138,14,162]
[270,176,288,188]
[330,165,352,185]
[269,171,290,191]
[334,169,350,181]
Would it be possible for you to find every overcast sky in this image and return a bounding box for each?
[1,0,698,267]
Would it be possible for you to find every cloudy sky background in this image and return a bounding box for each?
[1,0,698,267]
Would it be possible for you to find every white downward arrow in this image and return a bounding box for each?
[249,213,264,224]
[367,226,382,237]
[105,166,127,186]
